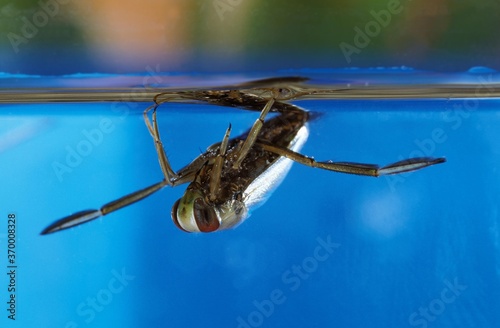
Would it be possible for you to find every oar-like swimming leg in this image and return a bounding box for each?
[41,102,207,235]
[256,140,446,177]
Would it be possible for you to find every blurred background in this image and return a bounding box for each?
[1,0,500,74]
[2,1,500,328]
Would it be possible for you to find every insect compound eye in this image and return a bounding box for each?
[193,198,220,232]
[171,199,190,232]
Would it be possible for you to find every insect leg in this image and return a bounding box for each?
[41,180,168,235]
[209,124,232,202]
[42,100,209,235]
[40,152,209,235]
[256,140,445,176]
[143,103,179,184]
[232,97,276,169]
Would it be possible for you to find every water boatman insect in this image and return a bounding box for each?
[41,77,445,235]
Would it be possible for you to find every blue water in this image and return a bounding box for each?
[1,72,500,327]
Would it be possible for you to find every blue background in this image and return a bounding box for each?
[2,1,500,326]
[1,71,500,327]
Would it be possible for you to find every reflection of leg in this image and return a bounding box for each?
[232,97,275,169]
[143,104,178,183]
[256,140,446,176]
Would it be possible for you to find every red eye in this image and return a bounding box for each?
[193,198,220,232]
[171,199,189,232]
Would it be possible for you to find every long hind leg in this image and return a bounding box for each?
[255,140,446,176]
[41,101,202,235]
